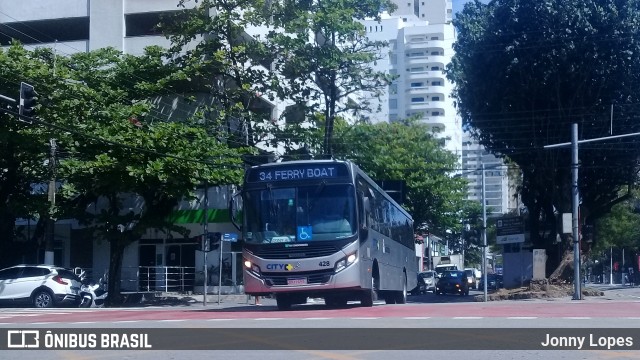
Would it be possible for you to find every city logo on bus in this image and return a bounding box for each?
[266,263,301,271]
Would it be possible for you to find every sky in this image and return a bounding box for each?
[452,0,469,15]
[452,0,489,17]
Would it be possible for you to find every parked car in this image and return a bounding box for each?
[479,273,503,291]
[0,265,82,308]
[411,271,436,294]
[464,268,478,289]
[434,264,458,278]
[435,270,469,296]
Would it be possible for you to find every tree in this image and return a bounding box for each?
[265,0,396,157]
[594,192,640,253]
[51,47,251,305]
[159,0,276,155]
[448,0,640,273]
[0,44,71,267]
[0,42,252,304]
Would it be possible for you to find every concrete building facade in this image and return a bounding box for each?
[361,0,461,162]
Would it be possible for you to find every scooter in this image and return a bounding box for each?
[79,272,108,308]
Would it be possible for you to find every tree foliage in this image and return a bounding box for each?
[264,0,396,157]
[0,45,55,265]
[159,0,276,152]
[593,192,640,253]
[448,0,640,264]
[0,42,252,304]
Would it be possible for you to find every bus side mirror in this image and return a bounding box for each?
[230,191,243,231]
[359,193,370,237]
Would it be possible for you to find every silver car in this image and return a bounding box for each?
[0,265,82,308]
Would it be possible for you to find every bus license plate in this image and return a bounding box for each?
[287,278,307,285]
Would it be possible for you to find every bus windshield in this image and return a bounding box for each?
[244,184,356,244]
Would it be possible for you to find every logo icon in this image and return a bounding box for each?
[7,330,39,348]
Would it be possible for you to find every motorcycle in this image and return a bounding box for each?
[78,272,108,308]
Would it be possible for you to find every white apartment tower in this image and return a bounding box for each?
[462,131,515,216]
[361,0,461,158]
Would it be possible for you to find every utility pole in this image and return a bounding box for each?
[571,124,581,299]
[45,139,57,265]
[544,124,640,300]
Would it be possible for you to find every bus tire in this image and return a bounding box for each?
[276,294,292,310]
[384,294,396,304]
[395,275,407,304]
[361,276,379,307]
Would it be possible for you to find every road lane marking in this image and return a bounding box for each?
[404,317,431,320]
[302,318,330,320]
[114,320,139,323]
[207,318,234,321]
[453,317,483,319]
[160,319,186,322]
[507,317,537,319]
[351,317,379,320]
[254,318,283,321]
[562,317,591,319]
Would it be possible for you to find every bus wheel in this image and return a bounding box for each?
[384,293,396,304]
[276,294,292,310]
[395,276,407,304]
[361,276,378,307]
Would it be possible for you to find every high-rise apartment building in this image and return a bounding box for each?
[462,131,519,216]
[361,0,461,158]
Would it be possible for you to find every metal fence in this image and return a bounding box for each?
[116,265,242,293]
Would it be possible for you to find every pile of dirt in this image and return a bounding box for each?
[473,279,604,301]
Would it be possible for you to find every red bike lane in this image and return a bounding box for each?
[0,299,638,324]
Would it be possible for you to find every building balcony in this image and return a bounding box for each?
[405,55,448,66]
[407,101,446,111]
[406,91,446,102]
[407,70,445,80]
[404,40,446,50]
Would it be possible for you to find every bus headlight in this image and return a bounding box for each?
[334,252,358,273]
[243,260,261,274]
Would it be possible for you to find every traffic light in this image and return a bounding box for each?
[19,82,37,121]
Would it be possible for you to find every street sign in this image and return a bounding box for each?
[223,233,238,242]
[496,216,525,244]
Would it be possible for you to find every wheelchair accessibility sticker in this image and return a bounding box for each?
[297,226,312,241]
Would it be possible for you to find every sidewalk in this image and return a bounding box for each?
[582,282,640,301]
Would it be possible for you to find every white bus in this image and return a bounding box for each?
[232,159,418,310]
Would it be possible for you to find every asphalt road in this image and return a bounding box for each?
[0,283,638,360]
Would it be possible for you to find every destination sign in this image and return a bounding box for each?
[247,163,349,183]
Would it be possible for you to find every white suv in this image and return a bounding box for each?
[0,265,82,308]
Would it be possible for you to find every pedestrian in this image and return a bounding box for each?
[254,295,261,306]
